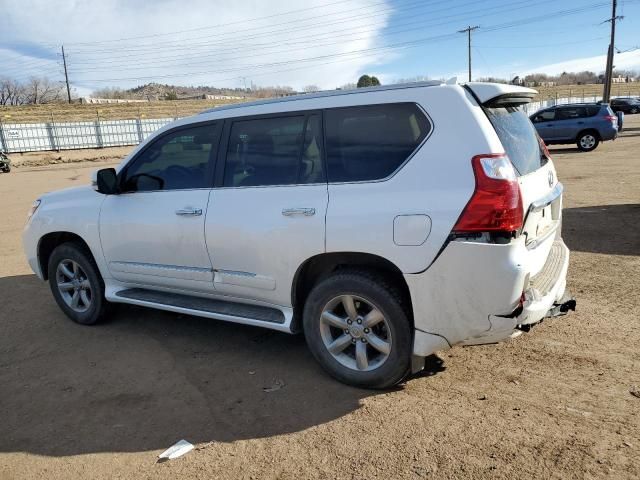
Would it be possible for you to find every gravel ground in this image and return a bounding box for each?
[0,117,638,479]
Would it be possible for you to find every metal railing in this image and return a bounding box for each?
[0,116,177,153]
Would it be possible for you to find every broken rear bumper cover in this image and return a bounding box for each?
[407,238,574,356]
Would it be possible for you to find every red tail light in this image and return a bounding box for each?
[452,154,523,234]
[538,136,551,159]
[604,114,617,124]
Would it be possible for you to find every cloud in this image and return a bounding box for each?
[521,50,640,76]
[0,0,393,93]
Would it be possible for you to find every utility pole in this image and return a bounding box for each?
[458,26,479,82]
[602,0,623,102]
[61,45,72,104]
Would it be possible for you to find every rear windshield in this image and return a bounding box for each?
[484,106,546,176]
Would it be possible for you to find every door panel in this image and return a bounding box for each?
[99,121,221,292]
[100,190,215,291]
[205,185,327,306]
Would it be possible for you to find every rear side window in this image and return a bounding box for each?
[324,103,430,182]
[586,105,600,116]
[485,107,546,176]
[223,115,324,187]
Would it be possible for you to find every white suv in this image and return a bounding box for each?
[23,82,575,388]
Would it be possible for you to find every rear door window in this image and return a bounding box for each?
[223,114,324,187]
[324,103,430,182]
[557,107,587,120]
[484,107,546,176]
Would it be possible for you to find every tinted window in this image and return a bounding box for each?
[586,105,600,116]
[122,124,216,192]
[485,107,546,176]
[325,103,429,182]
[224,115,323,187]
[557,107,587,120]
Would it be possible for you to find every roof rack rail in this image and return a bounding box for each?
[199,80,444,115]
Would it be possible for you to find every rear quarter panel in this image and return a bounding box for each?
[325,85,500,273]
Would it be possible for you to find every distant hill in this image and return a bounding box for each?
[92,82,294,100]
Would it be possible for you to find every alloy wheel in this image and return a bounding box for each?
[580,135,596,150]
[319,294,392,372]
[56,259,92,313]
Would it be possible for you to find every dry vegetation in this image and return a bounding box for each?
[1,83,639,124]
[535,82,640,101]
[0,98,251,123]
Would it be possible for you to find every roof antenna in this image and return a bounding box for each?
[445,77,458,85]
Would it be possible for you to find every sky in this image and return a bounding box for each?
[1,0,639,96]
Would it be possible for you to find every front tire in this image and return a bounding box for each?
[577,131,599,152]
[303,271,412,389]
[48,242,110,325]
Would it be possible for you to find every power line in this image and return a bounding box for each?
[76,3,611,84]
[67,0,543,72]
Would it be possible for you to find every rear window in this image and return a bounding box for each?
[484,107,546,176]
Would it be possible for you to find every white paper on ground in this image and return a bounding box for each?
[158,439,194,460]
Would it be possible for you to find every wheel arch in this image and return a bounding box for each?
[291,252,413,331]
[38,231,98,281]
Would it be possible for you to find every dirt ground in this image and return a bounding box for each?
[0,117,638,480]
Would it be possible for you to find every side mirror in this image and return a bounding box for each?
[95,168,119,195]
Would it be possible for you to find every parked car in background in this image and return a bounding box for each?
[530,103,618,152]
[23,82,575,388]
[608,97,640,114]
[0,151,11,173]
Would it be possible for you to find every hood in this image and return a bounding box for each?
[40,185,96,203]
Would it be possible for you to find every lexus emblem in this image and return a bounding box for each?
[548,171,554,187]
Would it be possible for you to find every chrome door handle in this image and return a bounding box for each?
[282,207,316,217]
[175,207,203,216]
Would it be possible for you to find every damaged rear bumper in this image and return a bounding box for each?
[462,239,574,345]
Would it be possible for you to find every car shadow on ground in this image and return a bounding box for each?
[0,274,445,457]
[562,204,640,256]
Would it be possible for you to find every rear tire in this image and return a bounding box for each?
[48,242,110,325]
[631,107,639,114]
[303,270,412,389]
[576,131,599,152]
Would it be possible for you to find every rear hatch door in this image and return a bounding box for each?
[467,83,562,277]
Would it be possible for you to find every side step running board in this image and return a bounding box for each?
[115,288,286,324]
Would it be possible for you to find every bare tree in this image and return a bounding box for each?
[0,78,26,105]
[303,85,320,93]
[25,77,65,104]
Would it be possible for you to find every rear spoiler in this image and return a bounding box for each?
[465,82,537,108]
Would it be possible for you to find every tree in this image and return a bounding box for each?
[25,77,65,104]
[164,91,178,101]
[370,76,381,86]
[303,85,320,93]
[357,75,372,88]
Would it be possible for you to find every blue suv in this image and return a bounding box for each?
[530,103,618,152]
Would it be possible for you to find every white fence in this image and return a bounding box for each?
[0,95,613,154]
[0,117,176,153]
